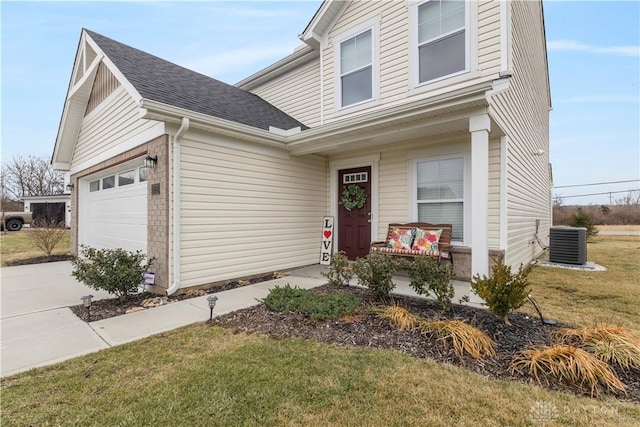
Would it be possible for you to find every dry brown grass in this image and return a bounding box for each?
[552,324,640,369]
[524,235,640,334]
[372,306,495,359]
[0,229,71,266]
[418,319,496,359]
[372,305,421,330]
[511,345,626,397]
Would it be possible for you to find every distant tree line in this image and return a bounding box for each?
[1,155,65,211]
[553,191,640,225]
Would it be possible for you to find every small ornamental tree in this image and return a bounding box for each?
[352,253,404,301]
[71,246,154,300]
[570,208,599,240]
[470,257,532,325]
[27,218,67,257]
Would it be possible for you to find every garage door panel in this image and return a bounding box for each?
[80,164,147,253]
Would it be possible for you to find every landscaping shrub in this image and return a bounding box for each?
[321,251,353,286]
[510,345,626,397]
[263,285,361,321]
[352,253,404,300]
[552,324,640,369]
[71,245,154,300]
[569,208,599,240]
[26,218,67,257]
[407,256,454,311]
[470,256,531,325]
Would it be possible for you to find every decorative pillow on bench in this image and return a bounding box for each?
[387,227,415,251]
[412,228,442,252]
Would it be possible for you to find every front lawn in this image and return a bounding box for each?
[0,229,71,266]
[1,235,639,426]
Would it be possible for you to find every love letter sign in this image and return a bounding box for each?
[320,216,334,265]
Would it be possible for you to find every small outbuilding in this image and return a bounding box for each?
[22,194,71,228]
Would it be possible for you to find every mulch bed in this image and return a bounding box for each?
[67,273,639,403]
[213,284,640,404]
[5,255,74,267]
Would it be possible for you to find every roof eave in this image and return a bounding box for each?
[299,1,348,48]
[236,46,319,90]
[140,99,288,149]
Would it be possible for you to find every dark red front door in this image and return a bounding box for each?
[338,166,371,260]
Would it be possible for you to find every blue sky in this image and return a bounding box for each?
[1,0,639,205]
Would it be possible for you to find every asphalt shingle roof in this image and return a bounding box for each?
[85,29,307,131]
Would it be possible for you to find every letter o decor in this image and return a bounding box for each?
[339,184,367,211]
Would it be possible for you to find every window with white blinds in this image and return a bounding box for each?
[416,157,464,241]
[340,29,373,107]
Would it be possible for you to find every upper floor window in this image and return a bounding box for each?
[416,0,467,84]
[339,29,373,108]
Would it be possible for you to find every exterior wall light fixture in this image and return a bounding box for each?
[144,155,158,168]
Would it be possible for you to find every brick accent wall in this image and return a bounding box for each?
[449,246,505,280]
[69,134,170,294]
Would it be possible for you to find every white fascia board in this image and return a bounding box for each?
[236,47,319,90]
[139,99,288,150]
[287,80,494,153]
[84,33,143,105]
[53,161,71,171]
[299,1,348,48]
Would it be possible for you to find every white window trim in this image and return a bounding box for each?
[333,17,380,113]
[409,0,475,89]
[409,152,471,246]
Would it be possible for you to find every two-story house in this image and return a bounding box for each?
[52,0,552,295]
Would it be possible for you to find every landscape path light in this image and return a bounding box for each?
[207,295,219,322]
[81,294,93,322]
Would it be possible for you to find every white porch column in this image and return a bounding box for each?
[469,114,490,302]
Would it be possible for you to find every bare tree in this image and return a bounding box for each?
[1,155,64,200]
[27,218,68,257]
[617,190,640,207]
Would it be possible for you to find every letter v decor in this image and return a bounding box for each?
[320,216,334,265]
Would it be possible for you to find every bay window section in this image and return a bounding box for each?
[417,0,466,83]
[416,157,464,241]
[340,29,373,107]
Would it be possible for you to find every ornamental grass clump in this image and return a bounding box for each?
[510,345,626,397]
[372,306,495,359]
[352,253,404,301]
[418,320,496,359]
[322,251,353,286]
[552,324,640,369]
[470,256,531,325]
[371,306,421,331]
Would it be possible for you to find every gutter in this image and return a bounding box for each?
[166,117,190,296]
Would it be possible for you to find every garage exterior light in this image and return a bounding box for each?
[144,155,158,168]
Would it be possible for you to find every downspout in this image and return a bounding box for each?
[166,117,190,296]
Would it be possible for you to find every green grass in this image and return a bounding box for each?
[2,325,639,426]
[2,235,639,426]
[0,229,71,266]
[523,235,640,334]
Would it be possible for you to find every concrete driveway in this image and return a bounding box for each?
[1,261,113,377]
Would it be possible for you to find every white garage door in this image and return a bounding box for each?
[79,162,148,253]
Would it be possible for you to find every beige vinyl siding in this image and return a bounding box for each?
[249,59,321,128]
[490,0,551,267]
[329,133,501,247]
[179,138,327,287]
[320,1,503,123]
[477,0,502,73]
[73,88,157,166]
[85,62,120,116]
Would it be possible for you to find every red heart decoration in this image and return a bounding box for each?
[323,230,332,239]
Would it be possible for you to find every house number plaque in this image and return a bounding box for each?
[151,183,160,195]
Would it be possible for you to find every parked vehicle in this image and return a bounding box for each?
[1,211,33,231]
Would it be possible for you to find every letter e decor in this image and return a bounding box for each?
[320,216,334,265]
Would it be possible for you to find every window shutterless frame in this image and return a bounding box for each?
[333,18,380,111]
[410,0,471,88]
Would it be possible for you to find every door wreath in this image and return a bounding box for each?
[340,184,367,211]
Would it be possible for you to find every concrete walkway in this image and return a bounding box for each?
[1,262,475,377]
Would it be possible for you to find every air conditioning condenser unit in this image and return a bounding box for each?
[549,226,587,265]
